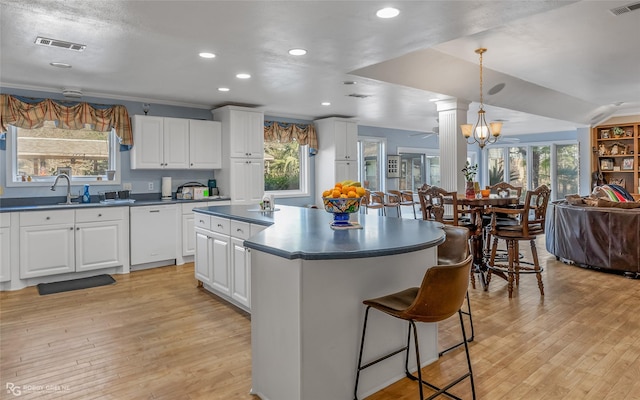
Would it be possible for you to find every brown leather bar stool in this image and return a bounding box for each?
[354,255,476,400]
[437,225,474,357]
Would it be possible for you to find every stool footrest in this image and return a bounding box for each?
[358,346,408,371]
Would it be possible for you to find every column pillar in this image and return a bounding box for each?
[436,99,470,194]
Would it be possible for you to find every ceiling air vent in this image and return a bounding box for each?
[609,1,640,16]
[347,93,371,99]
[35,37,86,52]
[62,88,83,98]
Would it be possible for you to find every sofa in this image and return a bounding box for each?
[546,200,640,277]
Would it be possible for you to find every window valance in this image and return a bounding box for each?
[264,120,318,155]
[0,94,133,146]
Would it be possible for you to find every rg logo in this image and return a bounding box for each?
[5,382,21,396]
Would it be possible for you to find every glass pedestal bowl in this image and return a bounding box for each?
[323,197,361,226]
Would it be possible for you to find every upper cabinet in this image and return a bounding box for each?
[315,117,358,161]
[592,122,639,194]
[226,109,264,159]
[131,115,221,169]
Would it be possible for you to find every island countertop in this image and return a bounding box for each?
[194,204,445,260]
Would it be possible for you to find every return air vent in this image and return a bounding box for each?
[347,93,371,99]
[609,1,640,16]
[62,88,83,98]
[35,37,86,52]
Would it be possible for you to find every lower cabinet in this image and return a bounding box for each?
[19,208,127,279]
[194,213,266,311]
[0,213,11,282]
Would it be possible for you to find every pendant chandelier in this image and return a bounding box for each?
[460,48,502,149]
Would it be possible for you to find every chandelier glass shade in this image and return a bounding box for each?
[461,48,502,149]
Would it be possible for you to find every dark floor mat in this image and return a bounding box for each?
[37,274,116,295]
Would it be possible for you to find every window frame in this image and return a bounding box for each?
[263,142,310,199]
[358,136,387,191]
[5,124,121,188]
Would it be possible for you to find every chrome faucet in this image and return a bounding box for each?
[51,173,72,204]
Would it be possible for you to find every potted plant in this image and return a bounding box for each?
[462,161,478,199]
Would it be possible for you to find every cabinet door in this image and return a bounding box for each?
[75,220,125,272]
[211,232,231,296]
[194,228,213,285]
[131,115,164,169]
[163,117,190,168]
[20,224,75,278]
[229,110,264,158]
[0,226,10,282]
[335,161,357,183]
[231,236,250,308]
[183,214,196,256]
[334,120,357,160]
[190,120,222,169]
[246,160,265,204]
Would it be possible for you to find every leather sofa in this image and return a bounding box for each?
[546,200,640,276]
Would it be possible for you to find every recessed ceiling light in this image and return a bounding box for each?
[321,102,331,106]
[50,62,72,68]
[288,48,307,56]
[218,87,230,92]
[236,73,251,79]
[376,7,399,18]
[199,52,216,59]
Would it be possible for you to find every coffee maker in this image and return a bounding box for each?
[208,179,219,196]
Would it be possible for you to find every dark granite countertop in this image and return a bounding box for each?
[194,204,445,260]
[0,195,230,212]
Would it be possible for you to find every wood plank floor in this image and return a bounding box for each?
[1,240,639,399]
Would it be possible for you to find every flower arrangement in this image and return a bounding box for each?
[461,161,478,182]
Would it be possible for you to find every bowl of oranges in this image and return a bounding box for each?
[322,181,366,226]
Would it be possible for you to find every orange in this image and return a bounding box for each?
[340,194,348,198]
[322,190,331,198]
[347,191,357,198]
[356,187,365,196]
[332,189,341,198]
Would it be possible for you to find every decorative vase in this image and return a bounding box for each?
[465,181,475,199]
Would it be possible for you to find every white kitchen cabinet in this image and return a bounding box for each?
[75,208,126,272]
[19,210,75,279]
[314,117,359,206]
[181,202,209,257]
[212,106,265,204]
[230,159,264,205]
[194,227,213,285]
[194,213,265,311]
[0,214,12,282]
[227,109,264,159]
[131,115,220,170]
[130,205,177,265]
[19,208,128,279]
[189,120,222,169]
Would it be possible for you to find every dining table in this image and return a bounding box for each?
[451,195,520,289]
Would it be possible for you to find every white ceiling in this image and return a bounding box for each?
[1,0,639,137]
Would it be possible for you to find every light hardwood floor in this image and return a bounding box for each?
[1,241,639,399]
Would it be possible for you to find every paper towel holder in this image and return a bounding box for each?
[161,177,172,200]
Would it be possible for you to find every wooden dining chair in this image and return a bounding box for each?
[416,186,473,227]
[486,185,551,298]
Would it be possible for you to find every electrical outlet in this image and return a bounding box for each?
[148,182,154,191]
[123,182,132,191]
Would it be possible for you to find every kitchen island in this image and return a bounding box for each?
[193,204,445,400]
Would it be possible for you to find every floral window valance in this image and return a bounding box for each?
[264,120,318,155]
[0,94,133,148]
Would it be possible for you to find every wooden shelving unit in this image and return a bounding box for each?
[592,122,639,194]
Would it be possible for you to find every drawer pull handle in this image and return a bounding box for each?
[46,216,50,220]
[150,210,160,213]
[217,224,223,228]
[237,228,243,233]
[98,213,102,217]
[199,220,205,223]
[76,227,80,230]
[70,227,74,231]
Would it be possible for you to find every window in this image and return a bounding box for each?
[7,121,119,185]
[264,139,309,196]
[483,141,579,200]
[397,147,476,190]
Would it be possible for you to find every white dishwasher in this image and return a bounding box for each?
[130,204,178,266]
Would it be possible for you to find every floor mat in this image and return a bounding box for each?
[37,274,116,295]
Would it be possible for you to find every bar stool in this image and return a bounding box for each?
[382,191,402,217]
[389,190,418,218]
[354,255,475,400]
[363,189,384,215]
[437,226,474,356]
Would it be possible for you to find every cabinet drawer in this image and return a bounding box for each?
[231,220,251,240]
[194,213,211,230]
[0,213,10,228]
[20,210,74,227]
[210,216,231,235]
[76,207,126,223]
[182,202,209,214]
